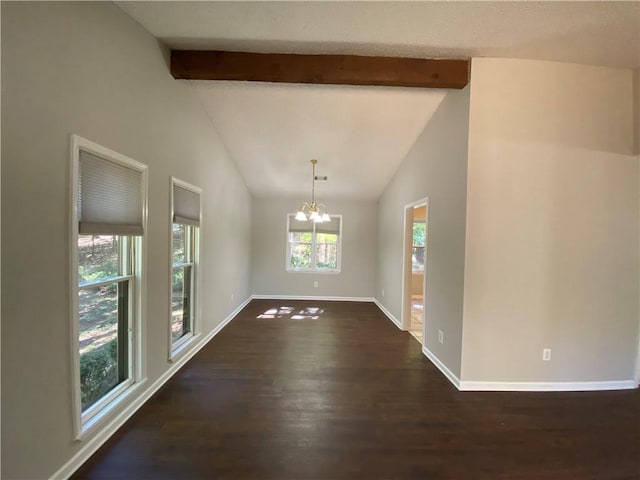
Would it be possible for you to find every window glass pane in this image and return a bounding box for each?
[316,233,337,244]
[412,221,426,271]
[79,282,120,411]
[78,235,120,283]
[290,243,312,269]
[289,231,313,243]
[172,224,186,265]
[412,246,425,271]
[316,243,338,269]
[413,222,426,246]
[172,266,191,341]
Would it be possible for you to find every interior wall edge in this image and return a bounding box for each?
[373,297,402,330]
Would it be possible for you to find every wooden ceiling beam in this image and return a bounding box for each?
[170,50,470,89]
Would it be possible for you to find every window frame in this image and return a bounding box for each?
[168,177,202,361]
[77,237,134,421]
[69,135,148,440]
[285,214,342,274]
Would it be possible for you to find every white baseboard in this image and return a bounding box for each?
[458,380,638,392]
[422,346,461,389]
[50,296,252,480]
[635,342,640,387]
[421,348,637,393]
[252,294,374,302]
[373,298,402,330]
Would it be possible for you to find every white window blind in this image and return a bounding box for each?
[78,150,144,235]
[288,217,313,233]
[173,184,201,227]
[316,217,340,235]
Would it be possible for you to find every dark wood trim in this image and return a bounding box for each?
[170,50,470,89]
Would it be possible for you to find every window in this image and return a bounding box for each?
[78,236,133,411]
[71,135,147,438]
[170,178,201,358]
[287,214,341,272]
[412,219,426,272]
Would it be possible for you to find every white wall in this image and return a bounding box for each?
[376,88,470,378]
[1,3,251,478]
[462,58,639,384]
[251,197,377,298]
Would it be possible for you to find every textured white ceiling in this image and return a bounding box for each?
[116,1,640,199]
[118,1,640,68]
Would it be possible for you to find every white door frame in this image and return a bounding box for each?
[401,198,429,338]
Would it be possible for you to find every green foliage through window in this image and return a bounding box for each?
[78,235,120,283]
[413,222,426,246]
[412,221,426,271]
[80,339,118,411]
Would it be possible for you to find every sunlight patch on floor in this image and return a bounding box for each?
[410,298,423,343]
[257,306,324,320]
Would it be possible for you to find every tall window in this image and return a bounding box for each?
[412,220,426,272]
[71,136,146,437]
[78,236,133,411]
[170,179,201,357]
[287,214,341,272]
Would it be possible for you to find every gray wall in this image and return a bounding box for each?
[634,68,639,155]
[252,197,377,298]
[376,89,470,378]
[462,58,639,383]
[1,3,251,478]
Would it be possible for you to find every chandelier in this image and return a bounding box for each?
[295,159,331,223]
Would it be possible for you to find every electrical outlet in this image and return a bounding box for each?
[382,289,385,297]
[231,293,234,301]
[313,280,319,288]
[438,330,444,344]
[543,348,551,361]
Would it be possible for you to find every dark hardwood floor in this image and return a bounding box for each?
[73,300,640,480]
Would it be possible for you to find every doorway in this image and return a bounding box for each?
[402,199,428,344]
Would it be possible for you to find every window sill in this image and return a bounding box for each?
[169,332,200,363]
[286,269,341,274]
[77,378,148,441]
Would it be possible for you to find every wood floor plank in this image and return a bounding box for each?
[72,300,640,479]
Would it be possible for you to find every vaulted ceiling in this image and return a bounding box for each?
[192,81,446,199]
[117,1,640,199]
